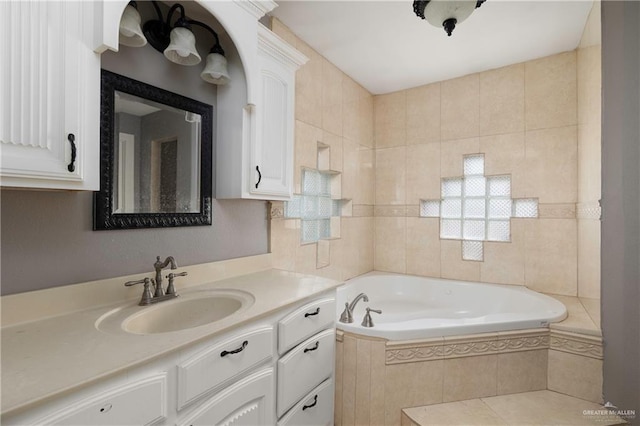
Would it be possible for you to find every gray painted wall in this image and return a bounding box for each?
[601,1,640,420]
[0,14,268,296]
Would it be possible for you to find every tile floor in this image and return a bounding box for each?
[402,390,626,426]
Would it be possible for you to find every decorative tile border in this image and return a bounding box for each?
[384,329,551,365]
[374,205,407,217]
[538,203,577,219]
[550,329,603,359]
[352,204,374,217]
[576,201,602,220]
[269,201,285,219]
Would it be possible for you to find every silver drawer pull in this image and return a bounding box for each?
[220,340,248,357]
[302,394,318,411]
[303,341,319,353]
[304,307,320,318]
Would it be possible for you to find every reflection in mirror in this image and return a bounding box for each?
[113,91,201,214]
[94,70,212,230]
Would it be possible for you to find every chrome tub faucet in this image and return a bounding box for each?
[339,292,369,323]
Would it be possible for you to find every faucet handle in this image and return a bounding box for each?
[165,271,187,296]
[339,302,353,323]
[124,277,154,305]
[361,307,382,328]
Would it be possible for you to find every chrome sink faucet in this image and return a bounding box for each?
[153,256,177,297]
[339,292,369,323]
[125,256,186,306]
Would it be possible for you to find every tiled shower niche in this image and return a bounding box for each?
[421,154,538,261]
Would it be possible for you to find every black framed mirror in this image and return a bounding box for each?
[94,69,213,230]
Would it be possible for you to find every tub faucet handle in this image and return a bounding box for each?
[339,302,353,323]
[361,307,382,328]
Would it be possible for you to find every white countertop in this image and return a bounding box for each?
[1,269,342,416]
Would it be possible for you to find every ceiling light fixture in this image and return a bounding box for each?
[118,1,230,85]
[413,0,486,36]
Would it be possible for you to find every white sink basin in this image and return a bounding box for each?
[96,289,254,335]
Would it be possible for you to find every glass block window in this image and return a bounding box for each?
[420,153,539,262]
[284,169,339,243]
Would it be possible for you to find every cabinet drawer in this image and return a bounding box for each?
[177,326,274,410]
[278,297,335,355]
[277,329,335,417]
[278,378,333,426]
[32,373,167,426]
[178,368,274,426]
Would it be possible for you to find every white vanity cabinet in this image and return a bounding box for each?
[216,25,308,200]
[3,292,336,426]
[0,1,100,190]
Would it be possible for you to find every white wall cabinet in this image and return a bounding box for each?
[217,25,307,200]
[3,292,336,426]
[0,1,100,190]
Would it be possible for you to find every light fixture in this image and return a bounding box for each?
[118,1,230,85]
[413,0,486,36]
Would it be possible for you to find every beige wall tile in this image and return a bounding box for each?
[360,95,375,148]
[376,147,406,205]
[295,40,323,128]
[406,218,441,278]
[481,221,525,285]
[357,217,375,275]
[578,120,602,203]
[355,338,371,426]
[548,349,603,404]
[342,334,357,425]
[549,295,599,335]
[406,143,441,203]
[322,59,343,136]
[578,45,602,125]
[497,350,548,395]
[323,131,343,172]
[342,138,359,201]
[480,63,525,136]
[375,217,406,274]
[294,121,322,193]
[578,219,601,299]
[440,240,481,281]
[580,297,601,329]
[406,83,441,144]
[401,412,419,426]
[525,126,578,203]
[440,137,480,178]
[270,219,299,271]
[270,17,298,48]
[339,218,361,281]
[524,219,577,296]
[443,354,497,402]
[385,361,444,425]
[375,91,407,148]
[358,145,375,205]
[479,132,526,198]
[441,74,480,140]
[370,340,386,425]
[343,77,362,143]
[295,240,318,275]
[525,51,577,130]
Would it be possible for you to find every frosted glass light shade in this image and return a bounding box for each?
[119,4,147,47]
[164,27,201,66]
[424,0,476,27]
[201,53,231,85]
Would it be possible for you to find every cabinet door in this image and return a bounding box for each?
[0,1,100,190]
[178,368,274,426]
[250,52,294,199]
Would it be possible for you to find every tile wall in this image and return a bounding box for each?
[269,19,375,281]
[576,2,602,299]
[270,5,601,300]
[373,51,582,296]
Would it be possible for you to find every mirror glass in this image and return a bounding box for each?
[113,91,201,214]
[94,70,212,230]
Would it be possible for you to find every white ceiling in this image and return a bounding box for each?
[270,1,593,94]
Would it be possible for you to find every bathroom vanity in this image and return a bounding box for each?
[1,257,340,425]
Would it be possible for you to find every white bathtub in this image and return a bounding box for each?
[336,272,567,340]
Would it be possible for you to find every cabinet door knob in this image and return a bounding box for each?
[255,165,262,188]
[67,133,77,172]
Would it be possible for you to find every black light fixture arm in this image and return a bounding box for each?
[187,19,225,55]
